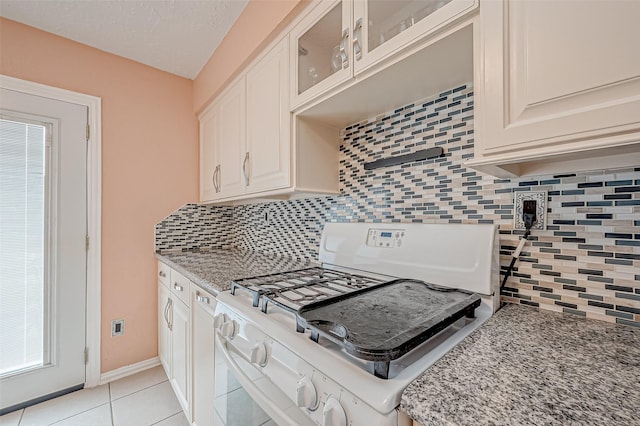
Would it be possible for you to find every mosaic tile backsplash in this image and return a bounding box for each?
[155,83,640,327]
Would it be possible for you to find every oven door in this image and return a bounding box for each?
[214,330,313,426]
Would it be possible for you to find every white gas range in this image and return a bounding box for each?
[213,223,500,425]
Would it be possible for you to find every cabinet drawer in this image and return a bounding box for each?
[190,283,216,317]
[158,262,170,287]
[170,269,191,307]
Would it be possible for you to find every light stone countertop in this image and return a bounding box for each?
[156,248,315,295]
[401,303,640,426]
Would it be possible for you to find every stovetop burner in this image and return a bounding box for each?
[230,266,386,314]
[231,267,482,379]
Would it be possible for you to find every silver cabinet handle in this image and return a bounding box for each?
[242,152,250,186]
[353,18,363,61]
[196,292,210,304]
[339,28,349,69]
[213,165,220,193]
[159,270,166,278]
[169,299,173,331]
[163,298,170,327]
[164,298,172,330]
[173,282,184,292]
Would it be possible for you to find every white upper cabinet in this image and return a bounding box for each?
[199,80,246,202]
[468,0,640,177]
[352,0,476,74]
[199,106,218,202]
[199,35,339,204]
[291,0,352,108]
[246,37,291,194]
[291,0,478,109]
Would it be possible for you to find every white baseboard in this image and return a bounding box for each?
[99,357,161,385]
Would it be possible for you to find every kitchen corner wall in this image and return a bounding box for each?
[2,18,199,373]
[157,83,640,328]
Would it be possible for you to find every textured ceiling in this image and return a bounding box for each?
[0,0,249,79]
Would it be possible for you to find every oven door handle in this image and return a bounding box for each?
[214,330,306,426]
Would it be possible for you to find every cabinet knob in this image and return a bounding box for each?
[173,283,184,292]
[196,292,210,304]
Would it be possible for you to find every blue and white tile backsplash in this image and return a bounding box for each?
[155,83,640,327]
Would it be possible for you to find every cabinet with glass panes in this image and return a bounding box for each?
[290,0,477,109]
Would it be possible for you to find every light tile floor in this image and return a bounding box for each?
[0,366,188,426]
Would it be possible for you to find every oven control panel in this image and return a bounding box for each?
[366,228,405,248]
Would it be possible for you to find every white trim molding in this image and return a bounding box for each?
[99,357,161,385]
[0,75,103,388]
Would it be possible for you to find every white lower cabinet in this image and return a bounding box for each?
[157,262,193,422]
[190,284,216,426]
[170,295,191,418]
[158,262,218,425]
[158,280,171,376]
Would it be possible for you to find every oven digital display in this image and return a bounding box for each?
[380,231,393,238]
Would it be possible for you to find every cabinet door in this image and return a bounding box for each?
[158,281,171,376]
[171,297,191,419]
[216,80,247,199]
[353,0,476,73]
[191,287,216,426]
[199,104,220,202]
[478,0,640,155]
[246,36,291,194]
[291,0,352,108]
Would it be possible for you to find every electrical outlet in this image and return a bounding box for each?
[514,191,547,231]
[263,206,275,225]
[111,319,125,336]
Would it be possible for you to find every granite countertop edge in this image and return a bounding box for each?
[400,303,640,426]
[155,248,316,295]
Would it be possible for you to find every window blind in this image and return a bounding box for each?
[0,118,47,375]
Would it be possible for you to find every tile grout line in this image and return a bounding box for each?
[110,378,170,403]
[108,383,115,426]
[44,403,112,426]
[18,408,24,425]
[150,410,183,426]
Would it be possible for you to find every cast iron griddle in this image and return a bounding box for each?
[295,279,481,379]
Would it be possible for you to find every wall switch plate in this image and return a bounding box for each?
[514,191,547,231]
[111,319,125,336]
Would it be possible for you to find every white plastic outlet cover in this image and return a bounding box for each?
[111,319,125,336]
[514,191,547,231]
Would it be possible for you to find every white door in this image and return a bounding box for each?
[0,88,87,413]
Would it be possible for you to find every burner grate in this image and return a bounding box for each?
[230,267,386,315]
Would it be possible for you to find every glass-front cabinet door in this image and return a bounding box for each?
[291,0,352,108]
[353,0,477,73]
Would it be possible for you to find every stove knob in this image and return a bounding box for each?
[250,342,268,366]
[322,396,346,426]
[213,313,228,330]
[296,376,318,410]
[220,319,238,339]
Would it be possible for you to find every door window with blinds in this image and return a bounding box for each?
[0,116,52,377]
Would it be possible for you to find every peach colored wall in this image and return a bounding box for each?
[0,18,198,372]
[193,0,307,113]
